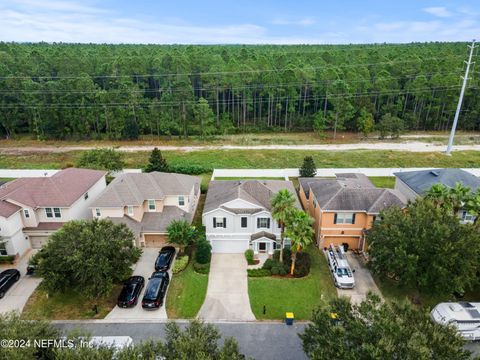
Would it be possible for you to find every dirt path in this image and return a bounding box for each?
[0,141,479,154]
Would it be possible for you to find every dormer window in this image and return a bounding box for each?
[127,206,134,216]
[95,208,101,217]
[23,209,30,218]
[148,199,156,211]
[178,196,185,206]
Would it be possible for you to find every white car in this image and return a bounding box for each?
[325,244,355,289]
[431,302,480,341]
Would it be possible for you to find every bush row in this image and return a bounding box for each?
[247,269,271,277]
[0,255,15,264]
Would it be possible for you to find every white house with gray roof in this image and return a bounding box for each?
[90,172,200,247]
[202,180,301,254]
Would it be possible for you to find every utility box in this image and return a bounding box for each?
[285,312,294,325]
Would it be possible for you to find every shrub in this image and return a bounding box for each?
[168,164,211,175]
[273,250,280,262]
[278,267,287,276]
[76,148,124,172]
[172,255,189,274]
[193,262,210,275]
[0,255,15,264]
[195,239,211,265]
[247,269,271,277]
[262,258,275,270]
[271,266,280,275]
[245,249,255,265]
[293,252,311,278]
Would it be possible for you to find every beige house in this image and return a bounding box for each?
[90,172,201,247]
[0,168,107,258]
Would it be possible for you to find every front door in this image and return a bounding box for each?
[259,242,267,253]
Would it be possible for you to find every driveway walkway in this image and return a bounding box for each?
[0,250,41,315]
[198,254,255,321]
[337,252,383,305]
[105,248,172,320]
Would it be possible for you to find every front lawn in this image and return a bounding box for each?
[166,259,209,318]
[21,284,121,320]
[248,246,337,320]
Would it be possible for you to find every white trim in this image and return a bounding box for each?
[322,234,362,238]
[202,207,237,217]
[147,199,156,212]
[321,227,365,231]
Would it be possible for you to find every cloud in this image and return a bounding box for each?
[423,6,452,18]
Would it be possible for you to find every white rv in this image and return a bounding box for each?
[431,302,480,341]
[325,244,355,289]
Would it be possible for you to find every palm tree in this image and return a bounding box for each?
[285,209,314,275]
[271,189,296,263]
[448,182,472,214]
[167,219,197,255]
[465,189,480,225]
[425,184,449,207]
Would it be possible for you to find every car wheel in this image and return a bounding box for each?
[15,274,20,281]
[0,291,4,299]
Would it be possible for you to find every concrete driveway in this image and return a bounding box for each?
[105,248,173,320]
[337,252,383,304]
[198,254,255,321]
[0,250,41,315]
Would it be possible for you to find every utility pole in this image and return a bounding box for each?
[446,40,477,155]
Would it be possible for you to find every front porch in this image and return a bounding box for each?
[250,231,278,255]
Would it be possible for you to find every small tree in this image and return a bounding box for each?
[285,209,314,275]
[271,189,296,263]
[377,113,404,139]
[37,219,141,298]
[301,294,471,360]
[356,108,375,138]
[144,147,169,173]
[312,111,327,137]
[76,148,124,172]
[195,237,212,264]
[123,117,139,140]
[194,97,216,139]
[167,220,197,254]
[299,156,317,177]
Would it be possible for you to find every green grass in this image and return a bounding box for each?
[0,178,14,183]
[166,259,209,319]
[21,285,121,320]
[1,149,479,170]
[248,246,337,320]
[368,176,396,189]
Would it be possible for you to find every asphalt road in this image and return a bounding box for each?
[53,321,308,360]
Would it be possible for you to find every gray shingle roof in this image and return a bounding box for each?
[394,169,480,195]
[92,172,200,207]
[300,174,405,213]
[204,180,300,213]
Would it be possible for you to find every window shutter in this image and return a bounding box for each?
[223,217,227,228]
[267,218,270,228]
[352,213,356,224]
[213,218,217,228]
[257,218,260,228]
[334,213,338,224]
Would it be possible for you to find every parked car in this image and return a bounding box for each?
[142,271,170,310]
[117,276,145,308]
[154,246,176,271]
[26,249,44,276]
[0,269,21,299]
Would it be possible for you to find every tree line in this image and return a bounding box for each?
[0,42,479,140]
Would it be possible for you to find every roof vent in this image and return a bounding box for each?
[430,170,440,176]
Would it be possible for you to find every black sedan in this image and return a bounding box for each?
[154,246,176,272]
[117,276,145,308]
[0,269,20,299]
[142,272,170,310]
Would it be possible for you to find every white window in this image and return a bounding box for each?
[461,211,475,223]
[84,192,89,200]
[95,208,101,217]
[45,208,53,218]
[147,200,156,211]
[127,206,134,216]
[334,213,355,224]
[53,208,61,218]
[178,196,185,206]
[213,217,226,228]
[257,218,270,229]
[23,209,30,218]
[0,242,7,256]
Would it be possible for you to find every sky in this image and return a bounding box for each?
[0,0,479,44]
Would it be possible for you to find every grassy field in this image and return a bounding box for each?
[21,285,121,320]
[166,259,209,319]
[1,149,479,170]
[248,246,337,320]
[368,176,396,188]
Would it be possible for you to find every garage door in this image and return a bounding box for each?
[323,237,360,251]
[211,240,249,254]
[30,236,49,249]
[144,234,168,248]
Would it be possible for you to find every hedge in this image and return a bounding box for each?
[247,269,271,277]
[0,255,15,264]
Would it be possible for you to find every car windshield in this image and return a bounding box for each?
[144,279,161,300]
[120,284,136,299]
[336,268,350,277]
[157,253,169,264]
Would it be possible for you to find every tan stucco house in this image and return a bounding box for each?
[90,172,200,247]
[0,168,107,258]
[299,173,405,251]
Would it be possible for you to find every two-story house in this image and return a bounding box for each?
[299,173,405,251]
[202,180,301,254]
[394,168,480,223]
[0,168,107,258]
[90,172,200,247]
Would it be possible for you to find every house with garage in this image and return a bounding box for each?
[394,168,480,223]
[202,179,301,254]
[299,173,405,251]
[0,168,107,258]
[90,172,200,247]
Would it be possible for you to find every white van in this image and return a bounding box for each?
[431,302,480,341]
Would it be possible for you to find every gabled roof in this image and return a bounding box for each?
[91,172,200,207]
[300,173,405,213]
[0,168,106,217]
[394,168,480,195]
[204,180,300,214]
